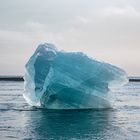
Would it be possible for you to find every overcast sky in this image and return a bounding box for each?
[0,0,140,76]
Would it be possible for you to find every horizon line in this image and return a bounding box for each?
[0,75,140,82]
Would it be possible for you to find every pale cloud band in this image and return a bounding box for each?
[0,0,140,76]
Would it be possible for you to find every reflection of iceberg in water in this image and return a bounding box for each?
[24,110,111,139]
[23,43,128,109]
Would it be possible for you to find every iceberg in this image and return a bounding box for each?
[23,43,128,109]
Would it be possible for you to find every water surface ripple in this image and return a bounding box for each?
[0,81,140,140]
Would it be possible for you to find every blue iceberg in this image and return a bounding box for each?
[23,43,128,109]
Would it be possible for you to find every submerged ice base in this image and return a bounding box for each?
[24,43,128,109]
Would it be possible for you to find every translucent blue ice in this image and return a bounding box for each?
[23,43,128,109]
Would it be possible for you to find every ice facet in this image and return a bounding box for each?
[23,43,128,109]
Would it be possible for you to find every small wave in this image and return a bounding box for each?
[0,89,23,91]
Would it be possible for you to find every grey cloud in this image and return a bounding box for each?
[0,0,140,75]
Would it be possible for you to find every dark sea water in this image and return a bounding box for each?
[0,81,140,140]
